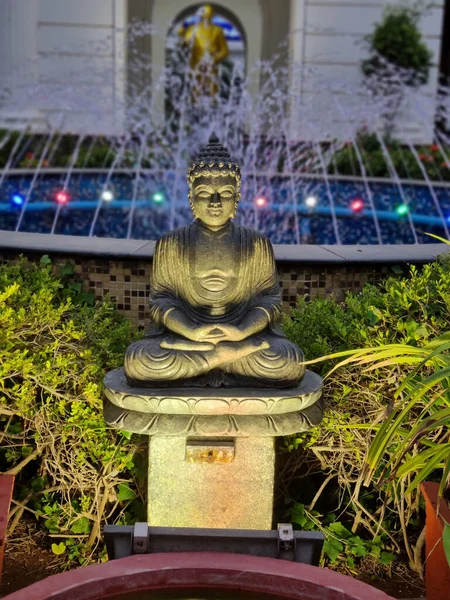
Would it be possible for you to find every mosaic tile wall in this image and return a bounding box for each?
[0,251,398,329]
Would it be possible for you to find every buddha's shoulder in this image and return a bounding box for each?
[234,224,272,247]
[155,225,192,249]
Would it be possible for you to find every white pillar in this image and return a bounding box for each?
[289,0,307,140]
[0,0,39,129]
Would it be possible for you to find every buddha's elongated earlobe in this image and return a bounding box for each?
[188,190,196,214]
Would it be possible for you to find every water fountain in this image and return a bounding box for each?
[0,19,450,246]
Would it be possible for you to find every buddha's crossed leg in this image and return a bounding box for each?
[124,333,304,387]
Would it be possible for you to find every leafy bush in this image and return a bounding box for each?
[362,4,432,86]
[0,258,143,564]
[74,139,115,168]
[0,131,117,169]
[282,250,450,572]
[0,129,22,168]
[329,131,450,181]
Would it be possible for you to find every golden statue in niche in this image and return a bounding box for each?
[178,4,229,99]
[124,135,306,389]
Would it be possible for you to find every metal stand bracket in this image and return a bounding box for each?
[104,523,324,566]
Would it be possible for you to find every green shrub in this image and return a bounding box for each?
[0,131,117,169]
[0,129,22,168]
[329,131,450,181]
[74,139,115,168]
[361,3,433,132]
[362,4,432,86]
[282,252,450,570]
[0,258,143,565]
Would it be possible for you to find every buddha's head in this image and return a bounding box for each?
[199,4,214,23]
[188,134,241,230]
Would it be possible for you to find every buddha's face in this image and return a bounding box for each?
[191,173,238,230]
[200,5,214,22]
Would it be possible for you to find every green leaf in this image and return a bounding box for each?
[443,522,450,567]
[68,282,82,293]
[31,476,44,492]
[323,538,344,562]
[117,483,136,501]
[80,291,95,306]
[40,255,51,264]
[379,551,396,564]
[391,265,403,274]
[351,544,368,557]
[327,521,352,540]
[70,516,91,534]
[44,517,59,533]
[51,542,66,555]
[291,503,308,527]
[60,263,74,276]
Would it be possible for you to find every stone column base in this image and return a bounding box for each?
[147,436,275,530]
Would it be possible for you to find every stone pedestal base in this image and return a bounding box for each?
[103,368,324,531]
[148,436,274,529]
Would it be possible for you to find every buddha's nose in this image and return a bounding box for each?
[210,192,221,206]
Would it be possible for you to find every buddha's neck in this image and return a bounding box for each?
[196,220,232,233]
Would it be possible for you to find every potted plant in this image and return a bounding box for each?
[421,482,450,600]
[361,3,433,135]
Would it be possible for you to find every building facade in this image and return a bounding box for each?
[0,0,447,141]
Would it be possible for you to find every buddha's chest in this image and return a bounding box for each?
[190,232,238,295]
[193,26,218,53]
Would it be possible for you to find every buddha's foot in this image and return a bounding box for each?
[208,338,270,369]
[160,339,215,351]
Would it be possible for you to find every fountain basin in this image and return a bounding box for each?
[1,171,449,244]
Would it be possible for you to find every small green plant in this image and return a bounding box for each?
[291,503,396,569]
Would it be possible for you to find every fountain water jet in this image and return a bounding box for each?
[0,21,448,245]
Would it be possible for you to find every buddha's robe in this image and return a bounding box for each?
[124,221,305,388]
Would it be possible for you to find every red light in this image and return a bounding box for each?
[255,196,267,207]
[55,190,69,204]
[350,198,364,213]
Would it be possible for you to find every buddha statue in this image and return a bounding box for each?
[124,134,306,389]
[178,5,229,100]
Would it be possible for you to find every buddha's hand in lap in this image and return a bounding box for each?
[201,324,248,344]
[166,324,249,346]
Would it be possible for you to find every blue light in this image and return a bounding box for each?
[11,194,24,207]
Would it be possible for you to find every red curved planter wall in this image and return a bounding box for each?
[3,552,395,600]
[422,482,450,600]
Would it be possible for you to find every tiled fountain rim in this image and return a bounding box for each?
[0,230,448,264]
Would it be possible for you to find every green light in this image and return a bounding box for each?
[153,192,164,203]
[396,204,409,216]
